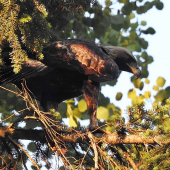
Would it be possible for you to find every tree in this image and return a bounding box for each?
[0,0,169,169]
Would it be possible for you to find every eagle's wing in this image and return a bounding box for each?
[0,39,119,84]
[43,39,120,82]
[0,59,51,85]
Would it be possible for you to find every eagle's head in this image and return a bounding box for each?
[100,46,141,78]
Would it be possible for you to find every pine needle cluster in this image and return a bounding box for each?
[0,0,92,73]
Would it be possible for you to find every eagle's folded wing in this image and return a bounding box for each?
[43,39,120,82]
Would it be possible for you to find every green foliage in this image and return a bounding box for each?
[0,84,25,121]
[153,85,159,91]
[0,0,90,72]
[27,142,36,152]
[145,78,150,84]
[0,0,27,73]
[156,76,166,87]
[151,77,170,105]
[78,99,87,112]
[132,78,143,90]
[0,0,169,169]
[115,92,123,101]
[141,27,156,35]
[65,99,82,127]
[130,100,170,170]
[97,106,109,119]
[128,86,151,105]
[118,0,128,3]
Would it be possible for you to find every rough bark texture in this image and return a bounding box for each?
[1,126,167,145]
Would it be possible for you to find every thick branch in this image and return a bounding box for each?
[101,133,159,144]
[1,126,168,145]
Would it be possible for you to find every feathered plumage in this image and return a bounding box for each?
[0,39,141,129]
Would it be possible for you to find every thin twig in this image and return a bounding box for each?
[78,145,91,169]
[123,152,138,170]
[8,136,40,170]
[88,132,99,169]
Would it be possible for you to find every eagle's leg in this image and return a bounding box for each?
[40,88,58,112]
[83,80,100,130]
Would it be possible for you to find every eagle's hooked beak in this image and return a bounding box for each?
[127,63,141,78]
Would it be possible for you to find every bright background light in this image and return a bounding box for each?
[102,0,170,111]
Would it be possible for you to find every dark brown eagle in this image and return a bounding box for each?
[0,39,141,129]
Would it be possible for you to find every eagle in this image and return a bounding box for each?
[0,39,141,130]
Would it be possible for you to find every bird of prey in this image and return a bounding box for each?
[0,39,141,130]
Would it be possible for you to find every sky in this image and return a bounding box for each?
[102,0,170,113]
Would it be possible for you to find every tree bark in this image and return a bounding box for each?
[1,126,168,145]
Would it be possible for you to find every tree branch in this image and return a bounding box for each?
[123,152,138,170]
[1,126,168,145]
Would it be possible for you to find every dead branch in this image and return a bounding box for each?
[0,85,169,169]
[88,132,99,169]
[0,125,169,146]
